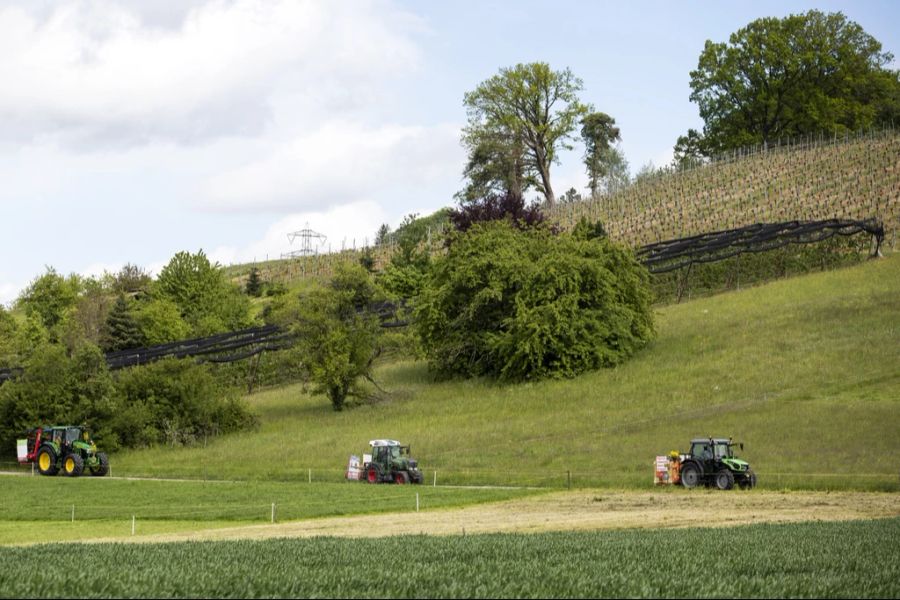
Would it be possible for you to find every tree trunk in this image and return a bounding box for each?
[538,160,555,206]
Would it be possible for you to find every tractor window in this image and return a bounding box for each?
[714,444,732,459]
[66,429,80,443]
[389,447,400,460]
[693,443,712,459]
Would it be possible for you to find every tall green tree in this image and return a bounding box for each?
[101,295,145,352]
[245,267,263,297]
[17,267,81,331]
[581,112,621,197]
[272,263,383,411]
[681,10,900,156]
[155,250,251,335]
[462,63,590,206]
[457,125,530,201]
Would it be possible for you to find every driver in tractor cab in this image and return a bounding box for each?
[374,445,400,465]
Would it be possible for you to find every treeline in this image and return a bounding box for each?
[0,251,263,452]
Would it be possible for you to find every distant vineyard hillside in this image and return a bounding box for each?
[228,129,899,287]
[550,128,900,249]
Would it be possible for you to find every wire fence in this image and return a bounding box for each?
[2,461,897,499]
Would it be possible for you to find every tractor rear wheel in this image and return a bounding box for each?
[37,446,58,476]
[90,452,109,477]
[367,464,382,484]
[394,472,409,484]
[681,463,701,488]
[63,453,84,477]
[715,468,735,490]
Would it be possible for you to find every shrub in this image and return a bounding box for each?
[416,221,654,380]
[112,359,258,447]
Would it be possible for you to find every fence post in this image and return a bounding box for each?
[433,471,437,487]
[271,503,276,523]
[132,515,135,536]
[71,505,75,522]
[308,468,311,483]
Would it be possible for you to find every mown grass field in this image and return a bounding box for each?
[0,518,897,598]
[100,255,900,490]
[0,477,537,545]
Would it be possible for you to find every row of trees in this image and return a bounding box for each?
[1,250,252,365]
[0,251,259,451]
[457,10,900,201]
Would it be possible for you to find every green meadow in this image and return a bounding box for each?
[0,477,537,545]
[97,255,900,490]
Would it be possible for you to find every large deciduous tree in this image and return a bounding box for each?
[681,10,900,156]
[462,63,590,206]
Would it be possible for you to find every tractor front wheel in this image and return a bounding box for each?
[715,468,735,490]
[90,452,109,477]
[37,446,58,476]
[739,469,757,490]
[681,463,701,489]
[394,472,409,484]
[63,453,84,477]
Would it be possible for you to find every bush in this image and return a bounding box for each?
[416,221,654,380]
[0,346,258,452]
[112,359,258,447]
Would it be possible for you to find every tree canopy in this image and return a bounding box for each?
[681,10,900,156]
[271,263,383,411]
[581,112,622,196]
[462,63,590,206]
[156,250,251,335]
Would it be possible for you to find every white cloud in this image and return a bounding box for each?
[0,281,23,307]
[0,0,424,146]
[201,120,462,212]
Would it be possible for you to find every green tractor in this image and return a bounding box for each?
[352,439,424,484]
[18,426,109,477]
[679,437,756,490]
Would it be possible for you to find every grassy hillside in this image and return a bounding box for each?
[105,255,900,490]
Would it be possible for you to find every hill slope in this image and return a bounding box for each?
[113,256,900,490]
[551,129,900,248]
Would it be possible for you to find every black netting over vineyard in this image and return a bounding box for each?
[0,301,409,385]
[636,218,884,274]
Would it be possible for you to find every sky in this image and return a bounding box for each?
[1,0,898,305]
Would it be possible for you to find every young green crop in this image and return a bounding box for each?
[0,518,897,598]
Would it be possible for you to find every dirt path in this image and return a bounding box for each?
[85,489,899,545]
